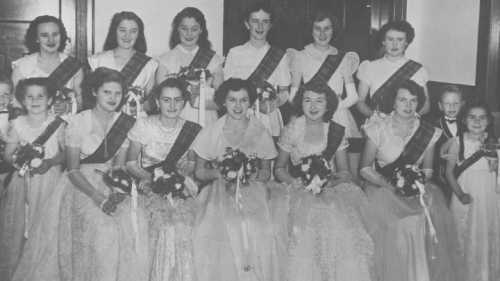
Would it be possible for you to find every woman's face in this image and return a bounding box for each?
[178,17,202,49]
[116,19,139,50]
[382,29,408,58]
[224,89,251,120]
[302,90,327,122]
[23,85,51,115]
[393,88,418,118]
[245,9,272,42]
[157,87,185,119]
[312,18,333,48]
[94,81,123,112]
[465,107,489,135]
[37,22,61,54]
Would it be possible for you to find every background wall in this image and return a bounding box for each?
[94,0,224,57]
[406,0,480,85]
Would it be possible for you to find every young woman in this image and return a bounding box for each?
[126,77,201,281]
[270,83,373,281]
[57,68,149,281]
[360,80,463,281]
[0,78,65,281]
[192,78,279,281]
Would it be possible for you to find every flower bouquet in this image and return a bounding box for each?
[219,148,258,184]
[12,142,45,176]
[53,87,77,115]
[391,164,426,197]
[124,86,146,118]
[102,168,134,194]
[253,80,277,116]
[151,165,197,200]
[177,66,211,83]
[296,154,332,194]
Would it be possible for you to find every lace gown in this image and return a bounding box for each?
[268,116,373,281]
[362,114,464,281]
[0,115,64,281]
[449,136,500,281]
[128,116,199,281]
[58,110,150,281]
[191,115,279,281]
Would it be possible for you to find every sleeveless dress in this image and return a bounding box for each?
[191,115,280,281]
[0,115,64,281]
[58,110,150,281]
[268,116,373,281]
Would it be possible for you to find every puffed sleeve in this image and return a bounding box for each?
[127,117,148,145]
[191,125,216,161]
[64,114,84,148]
[87,54,99,71]
[273,52,291,87]
[223,48,237,79]
[412,66,429,87]
[277,121,296,153]
[356,60,372,84]
[208,53,224,75]
[363,119,382,147]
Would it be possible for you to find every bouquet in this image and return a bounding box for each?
[12,142,45,176]
[53,87,77,115]
[296,154,332,194]
[124,86,146,117]
[391,164,426,197]
[254,80,277,102]
[102,169,134,194]
[177,66,211,83]
[151,165,197,200]
[219,148,258,184]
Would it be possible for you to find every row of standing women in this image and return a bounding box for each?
[0,2,498,281]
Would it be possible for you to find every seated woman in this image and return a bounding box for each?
[360,80,463,281]
[125,77,201,281]
[192,78,279,281]
[271,82,373,281]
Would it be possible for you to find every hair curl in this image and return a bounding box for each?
[245,2,274,22]
[103,11,147,53]
[170,7,212,50]
[214,78,257,115]
[15,77,55,106]
[378,20,415,46]
[309,10,339,44]
[293,83,338,122]
[390,80,426,112]
[25,15,68,54]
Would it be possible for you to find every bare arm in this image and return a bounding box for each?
[359,138,392,188]
[125,140,151,181]
[356,81,374,117]
[274,148,295,185]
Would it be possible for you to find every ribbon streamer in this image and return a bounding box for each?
[131,181,139,253]
[199,71,206,127]
[415,181,438,258]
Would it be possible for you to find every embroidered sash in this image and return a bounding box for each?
[81,113,135,164]
[247,46,286,84]
[144,121,201,172]
[189,48,216,69]
[376,120,435,178]
[368,60,422,114]
[47,56,81,90]
[306,53,344,85]
[120,52,152,86]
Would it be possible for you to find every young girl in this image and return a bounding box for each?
[0,77,66,281]
[445,103,500,281]
[126,77,201,281]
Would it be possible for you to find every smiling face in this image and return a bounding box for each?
[157,87,185,119]
[465,107,489,135]
[37,22,61,54]
[23,85,51,115]
[116,19,139,50]
[312,18,333,48]
[245,9,272,42]
[94,81,123,112]
[224,89,251,120]
[393,88,418,118]
[178,17,202,49]
[302,90,327,122]
[439,91,463,119]
[382,29,408,58]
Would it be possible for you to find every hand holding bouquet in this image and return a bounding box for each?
[125,86,146,117]
[219,148,258,185]
[53,87,77,115]
[391,165,426,197]
[151,165,198,201]
[12,142,45,176]
[296,154,332,195]
[253,80,277,114]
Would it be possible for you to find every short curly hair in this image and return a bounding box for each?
[390,80,426,112]
[82,67,126,110]
[103,11,147,53]
[214,78,257,115]
[292,83,339,122]
[378,20,415,45]
[245,2,274,22]
[25,15,68,54]
[170,7,212,50]
[15,77,56,106]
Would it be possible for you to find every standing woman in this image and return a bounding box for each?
[58,67,149,281]
[88,11,158,112]
[156,7,223,126]
[192,78,279,281]
[125,77,201,281]
[289,10,362,179]
[12,15,83,112]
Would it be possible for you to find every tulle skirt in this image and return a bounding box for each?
[58,164,150,281]
[193,179,279,281]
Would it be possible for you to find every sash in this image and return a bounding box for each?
[247,46,286,84]
[306,53,344,85]
[81,113,135,164]
[278,101,295,126]
[33,116,66,145]
[188,48,216,69]
[120,52,152,86]
[453,135,497,178]
[47,56,81,90]
[144,121,201,172]
[368,60,422,114]
[376,120,435,178]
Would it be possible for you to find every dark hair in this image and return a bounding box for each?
[170,7,211,50]
[458,102,496,161]
[378,20,415,46]
[214,78,257,114]
[82,67,126,109]
[15,77,56,106]
[309,10,339,43]
[293,83,338,122]
[0,72,13,91]
[103,11,147,53]
[391,80,426,112]
[25,15,68,54]
[439,84,463,102]
[245,2,274,22]
[149,77,190,113]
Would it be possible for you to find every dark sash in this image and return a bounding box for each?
[453,134,497,178]
[120,52,152,86]
[247,46,286,84]
[47,56,81,90]
[368,60,422,114]
[144,120,201,172]
[278,101,295,127]
[376,120,435,178]
[33,116,66,145]
[188,48,216,69]
[306,53,344,85]
[81,113,135,164]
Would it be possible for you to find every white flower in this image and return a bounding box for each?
[175,183,182,190]
[262,91,270,99]
[227,170,238,179]
[30,158,42,168]
[396,176,405,188]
